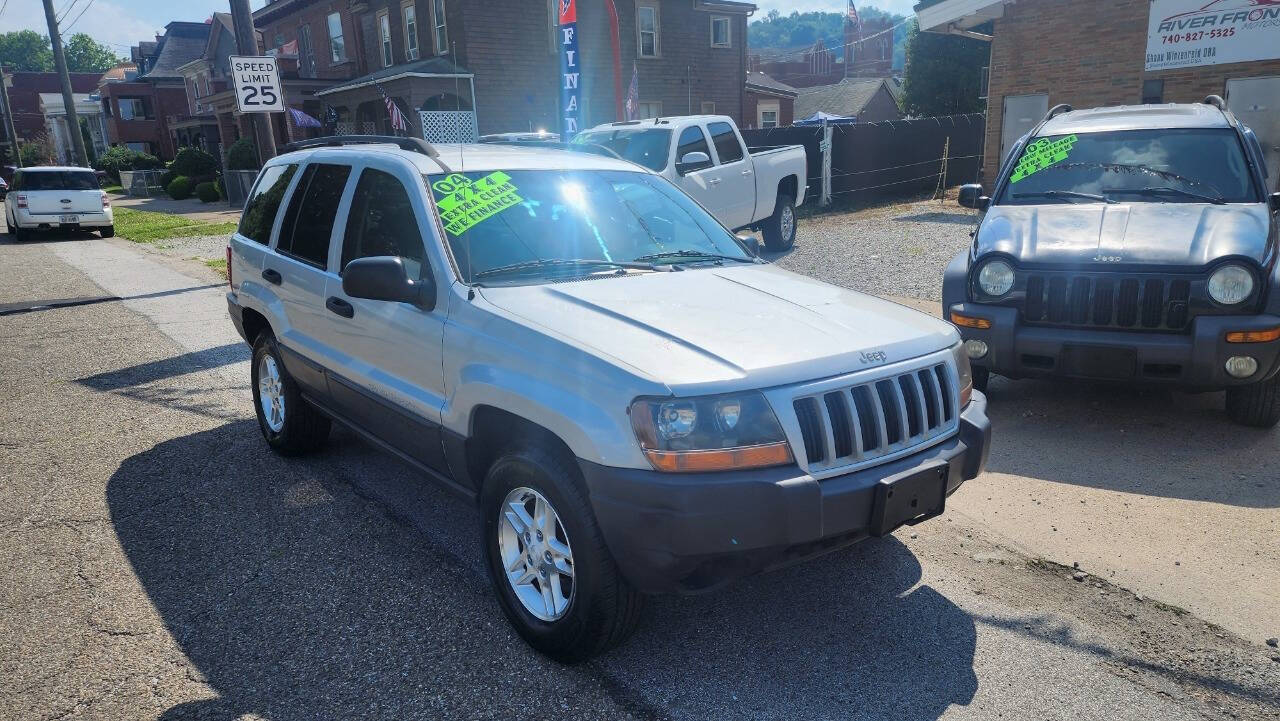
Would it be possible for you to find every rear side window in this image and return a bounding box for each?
[238,164,297,244]
[676,126,711,161]
[708,122,743,164]
[341,169,426,278]
[15,171,99,190]
[278,163,352,267]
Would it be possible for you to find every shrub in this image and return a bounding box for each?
[159,169,176,190]
[195,181,220,203]
[19,142,53,166]
[94,145,163,181]
[226,138,259,170]
[166,175,193,200]
[169,147,219,179]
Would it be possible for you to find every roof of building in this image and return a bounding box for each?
[793,77,892,119]
[100,63,139,83]
[1038,103,1233,136]
[745,71,798,98]
[141,22,212,80]
[316,57,474,97]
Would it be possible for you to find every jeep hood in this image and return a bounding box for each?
[477,264,957,394]
[976,203,1274,266]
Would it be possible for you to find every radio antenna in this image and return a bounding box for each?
[453,41,465,172]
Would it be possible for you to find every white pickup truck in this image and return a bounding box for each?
[574,115,807,250]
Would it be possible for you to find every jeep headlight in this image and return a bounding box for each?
[1207,264,1254,305]
[630,392,793,472]
[951,342,974,408]
[977,259,1015,297]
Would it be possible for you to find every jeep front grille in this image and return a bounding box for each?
[791,361,959,473]
[1022,272,1192,331]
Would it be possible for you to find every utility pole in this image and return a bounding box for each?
[0,67,21,168]
[42,0,88,167]
[229,0,277,162]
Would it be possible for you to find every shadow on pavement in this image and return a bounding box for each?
[108,422,977,720]
[891,211,979,226]
[981,376,1280,507]
[76,343,246,391]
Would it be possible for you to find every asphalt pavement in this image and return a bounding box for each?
[2,230,1278,720]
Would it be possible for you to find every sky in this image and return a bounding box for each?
[0,0,919,55]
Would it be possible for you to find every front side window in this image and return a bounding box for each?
[429,170,750,285]
[342,169,426,278]
[278,163,352,266]
[571,128,672,171]
[711,17,730,48]
[433,0,448,54]
[708,121,744,163]
[999,128,1259,206]
[676,126,711,162]
[403,3,419,60]
[378,11,393,67]
[638,5,659,57]
[327,12,347,63]
[238,164,297,244]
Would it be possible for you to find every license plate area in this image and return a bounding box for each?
[1060,344,1136,380]
[869,464,948,537]
[59,215,79,224]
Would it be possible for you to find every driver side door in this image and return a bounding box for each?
[674,124,732,222]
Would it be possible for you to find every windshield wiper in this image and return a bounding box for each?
[634,249,756,265]
[1011,190,1116,204]
[472,258,656,282]
[1103,186,1226,205]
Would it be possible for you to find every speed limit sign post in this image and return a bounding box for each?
[230,56,284,113]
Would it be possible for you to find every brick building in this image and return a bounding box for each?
[0,71,102,154]
[916,0,1280,190]
[744,71,797,128]
[252,0,754,142]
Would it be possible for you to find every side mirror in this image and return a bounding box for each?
[676,151,712,175]
[342,256,436,311]
[958,183,990,211]
[1269,192,1280,213]
[737,232,762,257]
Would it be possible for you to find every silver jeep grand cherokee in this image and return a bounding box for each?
[226,136,991,661]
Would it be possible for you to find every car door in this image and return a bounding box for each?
[321,158,449,474]
[706,121,755,230]
[673,125,725,215]
[264,160,353,394]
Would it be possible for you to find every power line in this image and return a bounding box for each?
[0,0,10,20]
[62,0,96,33]
[56,0,78,23]
[762,17,914,64]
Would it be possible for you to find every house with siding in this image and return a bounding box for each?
[792,77,902,124]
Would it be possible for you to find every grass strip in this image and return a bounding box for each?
[114,207,238,243]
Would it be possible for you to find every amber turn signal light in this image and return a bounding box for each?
[1225,327,1280,343]
[641,442,793,473]
[950,312,992,330]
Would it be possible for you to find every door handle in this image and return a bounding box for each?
[742,169,753,176]
[708,178,722,186]
[261,268,282,285]
[326,296,355,318]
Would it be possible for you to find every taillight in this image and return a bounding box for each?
[226,246,233,287]
[16,194,27,208]
[102,193,109,208]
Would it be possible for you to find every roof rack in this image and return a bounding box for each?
[1043,104,1073,122]
[1202,94,1226,110]
[280,135,451,171]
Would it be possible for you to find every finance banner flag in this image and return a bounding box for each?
[558,0,583,137]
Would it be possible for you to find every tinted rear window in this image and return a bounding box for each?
[708,122,743,164]
[278,163,351,267]
[238,164,297,244]
[17,171,99,191]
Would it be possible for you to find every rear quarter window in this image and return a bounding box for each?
[238,164,297,244]
[708,122,743,164]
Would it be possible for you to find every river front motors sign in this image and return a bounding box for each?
[1146,0,1280,71]
[558,0,582,136]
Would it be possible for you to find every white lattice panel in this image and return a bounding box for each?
[420,111,477,143]
[335,121,356,135]
[334,121,379,135]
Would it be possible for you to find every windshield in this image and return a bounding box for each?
[570,129,672,171]
[998,128,1258,205]
[17,171,99,191]
[428,169,749,285]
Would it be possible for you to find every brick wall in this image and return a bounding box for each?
[743,91,794,129]
[5,72,102,141]
[983,0,1280,186]
[257,0,362,80]
[457,0,559,135]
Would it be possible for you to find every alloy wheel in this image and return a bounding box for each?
[497,486,576,621]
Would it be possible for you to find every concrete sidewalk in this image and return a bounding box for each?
[109,192,241,223]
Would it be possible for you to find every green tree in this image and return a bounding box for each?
[900,21,990,117]
[63,33,121,73]
[748,8,909,71]
[0,30,54,71]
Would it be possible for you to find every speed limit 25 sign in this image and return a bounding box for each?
[230,56,284,113]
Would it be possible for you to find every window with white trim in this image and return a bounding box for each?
[701,101,715,114]
[377,10,393,67]
[327,12,347,63]
[433,0,448,54]
[711,16,730,48]
[403,2,420,60]
[637,3,659,58]
[637,101,662,119]
[757,100,780,129]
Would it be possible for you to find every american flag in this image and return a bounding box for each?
[847,0,861,33]
[376,82,408,133]
[624,62,639,121]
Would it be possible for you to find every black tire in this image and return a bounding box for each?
[100,225,115,238]
[761,194,796,251]
[972,365,990,394]
[250,331,331,454]
[1225,374,1280,428]
[480,443,644,663]
[13,226,28,242]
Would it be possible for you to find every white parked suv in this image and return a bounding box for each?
[4,166,113,241]
[226,136,991,661]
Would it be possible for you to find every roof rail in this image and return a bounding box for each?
[280,135,450,171]
[1043,104,1073,122]
[1202,94,1226,110]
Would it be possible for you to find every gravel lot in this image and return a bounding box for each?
[771,197,980,302]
